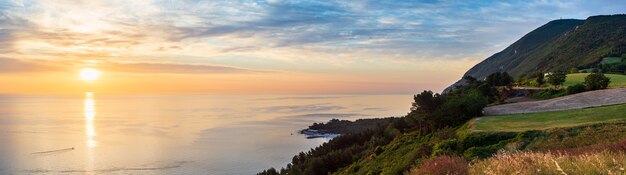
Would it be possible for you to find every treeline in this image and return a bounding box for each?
[306,118,395,134]
[258,77,497,175]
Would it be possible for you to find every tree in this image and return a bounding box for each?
[584,73,611,90]
[411,90,443,114]
[463,76,478,85]
[547,72,567,88]
[500,72,513,86]
[486,72,512,86]
[569,68,579,74]
[532,72,545,87]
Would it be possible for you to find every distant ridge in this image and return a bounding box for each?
[445,14,626,92]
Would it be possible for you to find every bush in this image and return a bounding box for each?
[459,132,517,150]
[463,146,499,160]
[432,139,459,156]
[411,156,468,175]
[584,73,611,90]
[566,83,586,94]
[529,89,567,99]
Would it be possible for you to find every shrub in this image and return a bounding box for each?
[463,146,499,160]
[584,73,611,90]
[432,139,459,156]
[530,89,567,99]
[459,132,516,150]
[411,156,468,175]
[566,83,586,94]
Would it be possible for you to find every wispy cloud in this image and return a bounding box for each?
[0,0,624,93]
[0,57,266,74]
[99,61,268,74]
[0,58,59,73]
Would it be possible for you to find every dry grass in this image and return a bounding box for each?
[409,155,468,175]
[469,150,626,175]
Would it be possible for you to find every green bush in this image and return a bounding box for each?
[566,83,586,94]
[459,132,517,150]
[432,139,459,156]
[584,73,611,90]
[463,146,499,160]
[530,89,567,99]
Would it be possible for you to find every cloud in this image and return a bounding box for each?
[99,61,268,74]
[0,58,60,73]
[0,57,266,74]
[1,0,625,79]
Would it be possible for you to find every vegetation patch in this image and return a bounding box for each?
[564,73,626,88]
[474,103,626,132]
[601,57,625,65]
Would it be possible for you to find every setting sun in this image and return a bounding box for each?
[79,68,101,81]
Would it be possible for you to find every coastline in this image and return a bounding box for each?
[299,129,340,139]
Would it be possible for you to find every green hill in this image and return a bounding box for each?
[462,19,584,80]
[447,14,626,92]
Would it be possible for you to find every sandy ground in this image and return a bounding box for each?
[484,88,626,115]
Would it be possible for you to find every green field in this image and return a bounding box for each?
[563,73,626,88]
[472,103,626,132]
[600,57,624,64]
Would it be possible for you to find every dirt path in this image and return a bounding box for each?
[484,88,626,115]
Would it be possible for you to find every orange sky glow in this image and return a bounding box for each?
[3,0,610,94]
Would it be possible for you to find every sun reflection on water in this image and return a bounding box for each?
[85,92,97,148]
[84,92,97,174]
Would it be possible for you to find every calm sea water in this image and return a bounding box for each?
[0,93,411,175]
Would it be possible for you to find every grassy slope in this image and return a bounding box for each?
[563,73,626,88]
[601,57,624,64]
[333,130,449,175]
[472,103,626,132]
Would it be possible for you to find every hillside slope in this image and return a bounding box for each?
[464,19,583,80]
[446,14,626,92]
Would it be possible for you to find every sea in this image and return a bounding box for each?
[0,93,411,175]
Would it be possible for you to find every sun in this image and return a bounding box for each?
[79,68,101,81]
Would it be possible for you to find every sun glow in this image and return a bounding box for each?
[80,68,101,81]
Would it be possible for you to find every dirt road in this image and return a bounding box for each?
[483,88,626,115]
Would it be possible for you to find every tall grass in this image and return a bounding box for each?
[470,141,626,175]
[409,155,468,175]
[470,151,625,175]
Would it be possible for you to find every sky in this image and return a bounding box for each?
[0,0,625,94]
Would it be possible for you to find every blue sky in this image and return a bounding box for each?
[0,0,625,93]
